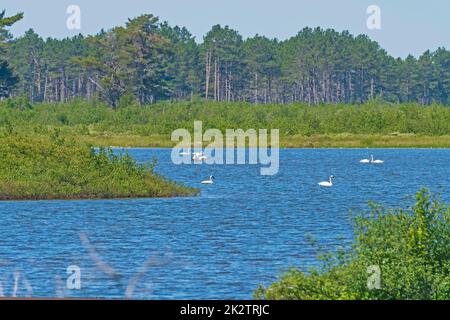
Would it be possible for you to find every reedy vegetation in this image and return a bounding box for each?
[1,99,449,147]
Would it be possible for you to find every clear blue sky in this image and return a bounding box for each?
[2,0,449,58]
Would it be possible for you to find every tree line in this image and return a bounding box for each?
[1,11,449,107]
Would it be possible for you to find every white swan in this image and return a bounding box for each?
[318,175,334,187]
[193,152,208,161]
[370,155,384,164]
[201,176,215,184]
[192,152,204,160]
[361,155,384,164]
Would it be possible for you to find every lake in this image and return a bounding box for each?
[0,148,449,299]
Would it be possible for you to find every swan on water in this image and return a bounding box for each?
[318,175,334,187]
[192,152,208,161]
[201,176,215,184]
[360,155,384,164]
[370,155,384,164]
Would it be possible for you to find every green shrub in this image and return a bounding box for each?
[0,100,449,137]
[255,189,450,300]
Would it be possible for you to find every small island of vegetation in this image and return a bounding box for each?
[0,133,198,200]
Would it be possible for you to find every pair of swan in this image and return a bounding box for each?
[205,174,332,186]
[360,155,384,164]
[179,151,208,161]
[192,152,208,161]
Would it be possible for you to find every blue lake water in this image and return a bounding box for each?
[0,148,449,299]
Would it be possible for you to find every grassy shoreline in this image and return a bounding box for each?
[0,195,196,201]
[73,133,450,149]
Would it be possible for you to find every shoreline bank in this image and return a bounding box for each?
[74,134,450,149]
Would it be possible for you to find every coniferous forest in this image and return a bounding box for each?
[1,11,449,108]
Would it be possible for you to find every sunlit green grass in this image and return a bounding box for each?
[16,133,449,149]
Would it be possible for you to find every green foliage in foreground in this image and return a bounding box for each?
[255,189,450,300]
[1,99,450,137]
[0,134,198,200]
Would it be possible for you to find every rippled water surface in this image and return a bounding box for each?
[0,148,449,298]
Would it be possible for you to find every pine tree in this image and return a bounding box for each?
[0,10,23,98]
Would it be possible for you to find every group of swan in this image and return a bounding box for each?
[318,155,385,188]
[180,151,213,184]
[179,151,208,161]
[200,154,384,187]
[360,155,384,164]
